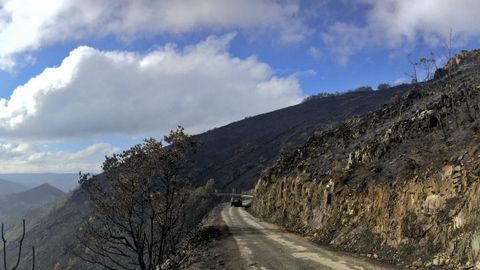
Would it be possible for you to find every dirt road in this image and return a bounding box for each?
[221,205,403,270]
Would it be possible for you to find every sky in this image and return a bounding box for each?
[0,0,479,173]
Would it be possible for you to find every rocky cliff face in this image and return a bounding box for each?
[253,52,480,269]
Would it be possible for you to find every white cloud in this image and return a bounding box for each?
[0,142,119,173]
[322,23,369,65]
[323,0,480,63]
[394,77,407,86]
[0,0,308,69]
[0,34,303,140]
[307,46,322,60]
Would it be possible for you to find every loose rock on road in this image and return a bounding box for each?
[221,205,403,270]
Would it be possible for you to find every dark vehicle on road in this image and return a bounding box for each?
[230,197,242,207]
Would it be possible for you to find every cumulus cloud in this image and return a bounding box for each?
[0,0,308,69]
[323,0,480,63]
[0,142,119,173]
[0,34,303,140]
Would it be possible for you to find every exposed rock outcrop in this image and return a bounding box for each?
[445,49,480,73]
[253,52,480,269]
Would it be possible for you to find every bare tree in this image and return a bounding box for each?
[418,54,437,81]
[407,52,438,83]
[406,54,419,84]
[76,127,198,270]
[1,220,35,270]
[443,28,453,60]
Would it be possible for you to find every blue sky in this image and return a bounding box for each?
[0,0,479,173]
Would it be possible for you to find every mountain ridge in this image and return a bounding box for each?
[191,83,412,190]
[0,183,65,220]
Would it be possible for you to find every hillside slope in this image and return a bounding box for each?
[253,50,480,269]
[191,85,411,190]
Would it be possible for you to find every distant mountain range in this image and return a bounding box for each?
[0,178,28,198]
[0,173,78,192]
[0,183,65,220]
